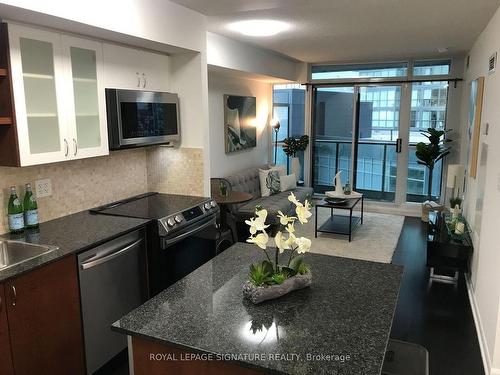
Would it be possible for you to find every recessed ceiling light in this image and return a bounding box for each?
[227,20,290,37]
[437,47,449,53]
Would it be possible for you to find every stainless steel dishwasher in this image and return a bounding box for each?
[78,229,146,374]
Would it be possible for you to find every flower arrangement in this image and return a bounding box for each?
[244,192,313,293]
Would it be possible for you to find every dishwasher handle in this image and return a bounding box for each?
[80,238,143,270]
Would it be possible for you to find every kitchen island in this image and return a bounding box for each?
[113,243,403,375]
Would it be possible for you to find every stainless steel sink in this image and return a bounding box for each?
[0,240,58,270]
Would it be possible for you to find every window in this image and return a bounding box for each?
[272,84,306,179]
[309,59,453,203]
[413,60,451,76]
[407,80,449,202]
[311,62,408,80]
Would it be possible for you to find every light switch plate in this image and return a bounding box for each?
[497,173,500,192]
[35,179,52,198]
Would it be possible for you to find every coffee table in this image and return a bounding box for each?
[315,194,364,242]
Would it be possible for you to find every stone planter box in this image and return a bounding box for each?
[242,272,312,304]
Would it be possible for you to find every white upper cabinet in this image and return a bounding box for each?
[8,23,108,166]
[9,24,68,166]
[62,35,108,159]
[102,43,170,92]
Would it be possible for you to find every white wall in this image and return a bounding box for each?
[460,6,500,374]
[208,70,272,177]
[207,32,303,82]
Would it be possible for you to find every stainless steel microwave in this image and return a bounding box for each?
[105,89,181,150]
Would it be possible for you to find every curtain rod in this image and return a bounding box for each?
[302,77,463,88]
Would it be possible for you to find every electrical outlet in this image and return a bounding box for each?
[35,179,52,198]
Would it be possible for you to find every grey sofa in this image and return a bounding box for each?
[222,165,314,225]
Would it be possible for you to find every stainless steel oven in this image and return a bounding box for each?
[106,89,180,150]
[91,193,219,296]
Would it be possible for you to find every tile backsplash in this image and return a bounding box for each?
[147,146,204,196]
[0,146,205,234]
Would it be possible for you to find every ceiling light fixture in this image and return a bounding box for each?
[227,19,290,37]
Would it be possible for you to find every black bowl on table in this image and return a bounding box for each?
[324,197,348,205]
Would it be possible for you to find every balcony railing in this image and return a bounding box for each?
[313,139,442,202]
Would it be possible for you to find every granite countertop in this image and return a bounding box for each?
[113,243,403,375]
[0,211,150,282]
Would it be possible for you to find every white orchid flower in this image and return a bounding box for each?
[285,222,295,234]
[285,232,297,249]
[296,203,312,224]
[288,192,300,206]
[244,217,269,235]
[246,231,269,250]
[295,237,312,254]
[277,210,296,226]
[255,208,268,223]
[274,231,289,253]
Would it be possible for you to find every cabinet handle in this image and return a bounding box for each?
[64,139,69,157]
[73,138,78,156]
[0,294,2,312]
[142,73,146,88]
[10,285,16,306]
[136,72,140,87]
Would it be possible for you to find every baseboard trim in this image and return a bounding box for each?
[466,274,491,375]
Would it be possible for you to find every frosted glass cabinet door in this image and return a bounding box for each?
[8,24,69,165]
[63,36,108,158]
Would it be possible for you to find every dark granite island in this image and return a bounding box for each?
[113,243,403,375]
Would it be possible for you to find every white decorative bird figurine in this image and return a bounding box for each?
[334,171,343,197]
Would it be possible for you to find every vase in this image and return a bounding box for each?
[242,272,312,304]
[451,205,461,219]
[291,157,300,181]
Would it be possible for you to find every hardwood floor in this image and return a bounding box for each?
[390,217,484,375]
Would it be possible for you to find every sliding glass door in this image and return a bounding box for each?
[312,85,403,202]
[312,87,355,193]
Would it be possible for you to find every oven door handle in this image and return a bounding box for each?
[163,217,216,247]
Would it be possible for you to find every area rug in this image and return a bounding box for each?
[270,210,404,264]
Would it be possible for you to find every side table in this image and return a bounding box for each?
[213,191,253,242]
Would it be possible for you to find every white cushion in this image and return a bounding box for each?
[259,169,281,197]
[268,164,287,176]
[280,174,297,192]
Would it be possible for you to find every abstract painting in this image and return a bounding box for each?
[224,95,257,153]
[466,77,484,179]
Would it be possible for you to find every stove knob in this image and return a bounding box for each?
[174,215,183,224]
[210,201,217,208]
[204,202,212,210]
[167,218,176,227]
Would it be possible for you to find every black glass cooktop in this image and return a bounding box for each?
[92,192,209,220]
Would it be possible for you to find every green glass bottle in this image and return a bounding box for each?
[8,186,24,233]
[23,183,39,229]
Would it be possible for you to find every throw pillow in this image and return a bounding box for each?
[268,164,287,176]
[280,174,297,192]
[259,169,281,197]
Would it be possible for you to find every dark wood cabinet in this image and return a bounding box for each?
[0,283,14,375]
[5,255,85,375]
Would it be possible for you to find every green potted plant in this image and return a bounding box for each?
[415,128,452,201]
[282,135,309,181]
[243,192,313,304]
